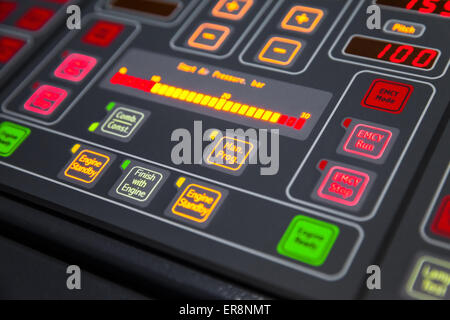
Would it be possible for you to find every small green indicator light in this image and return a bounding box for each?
[0,122,31,157]
[88,122,99,132]
[121,160,131,170]
[277,215,339,267]
[106,102,116,111]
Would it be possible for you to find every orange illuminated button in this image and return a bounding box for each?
[212,0,253,21]
[206,136,254,172]
[63,149,111,185]
[171,183,223,224]
[187,23,230,51]
[258,37,302,66]
[281,6,324,33]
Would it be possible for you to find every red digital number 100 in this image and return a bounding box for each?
[377,43,438,69]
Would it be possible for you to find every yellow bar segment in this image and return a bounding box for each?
[238,105,249,115]
[230,103,241,113]
[186,92,197,102]
[261,111,273,121]
[193,94,204,104]
[200,95,211,106]
[215,99,227,110]
[151,83,161,94]
[208,97,219,108]
[246,106,257,117]
[253,108,265,119]
[179,90,190,101]
[270,112,281,123]
[223,101,234,111]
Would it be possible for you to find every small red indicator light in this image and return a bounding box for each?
[318,160,328,171]
[342,118,352,128]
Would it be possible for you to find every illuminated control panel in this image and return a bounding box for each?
[0,0,449,300]
[0,0,80,85]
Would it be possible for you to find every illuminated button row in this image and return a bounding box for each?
[59,146,341,267]
[110,69,311,131]
[313,79,414,209]
[0,1,75,32]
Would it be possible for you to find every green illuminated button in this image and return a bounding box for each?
[0,122,30,157]
[277,215,339,266]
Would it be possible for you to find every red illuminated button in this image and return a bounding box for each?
[362,79,414,113]
[24,85,68,116]
[0,36,25,63]
[317,166,370,207]
[343,124,393,160]
[16,7,54,31]
[0,1,16,22]
[82,21,124,47]
[431,196,450,239]
[54,53,97,82]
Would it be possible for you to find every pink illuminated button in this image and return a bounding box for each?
[24,85,68,115]
[317,166,370,207]
[54,53,97,82]
[343,124,393,160]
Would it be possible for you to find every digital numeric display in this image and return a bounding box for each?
[344,36,440,70]
[376,0,450,17]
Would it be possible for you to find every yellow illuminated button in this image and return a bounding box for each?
[171,184,222,224]
[281,6,324,33]
[206,136,254,172]
[63,149,111,184]
[212,0,254,21]
[187,23,231,52]
[258,37,302,66]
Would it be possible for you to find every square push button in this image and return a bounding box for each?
[60,147,114,188]
[166,178,227,227]
[54,53,98,82]
[342,123,394,161]
[24,85,68,116]
[206,136,254,174]
[258,37,302,66]
[187,23,230,52]
[406,256,450,300]
[0,122,30,157]
[0,36,25,64]
[98,104,148,141]
[109,161,169,207]
[277,215,339,266]
[362,79,414,114]
[281,6,324,33]
[16,7,55,31]
[431,196,450,239]
[317,165,371,207]
[212,0,254,21]
[82,21,124,47]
